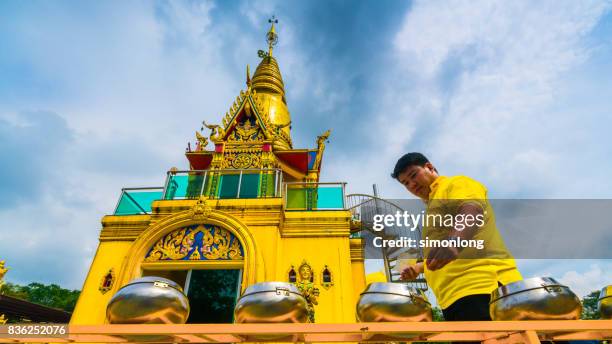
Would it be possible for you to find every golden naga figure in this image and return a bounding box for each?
[195,131,209,151]
[0,260,8,324]
[295,262,319,323]
[0,260,7,282]
[312,129,331,171]
[203,121,226,142]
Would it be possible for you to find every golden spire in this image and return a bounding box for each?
[251,17,292,150]
[266,16,278,57]
[252,16,285,100]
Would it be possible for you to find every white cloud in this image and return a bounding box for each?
[558,264,609,298]
[337,0,612,198]
[517,259,612,298]
[239,0,277,28]
[0,194,99,289]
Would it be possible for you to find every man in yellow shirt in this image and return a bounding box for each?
[392,152,522,322]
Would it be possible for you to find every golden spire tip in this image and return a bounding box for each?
[266,16,278,57]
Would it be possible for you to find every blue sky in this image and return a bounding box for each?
[0,0,611,300]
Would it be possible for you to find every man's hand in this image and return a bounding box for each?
[422,202,483,271]
[400,262,424,280]
[425,246,460,271]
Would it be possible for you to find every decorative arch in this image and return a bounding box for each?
[117,199,264,293]
[144,224,244,262]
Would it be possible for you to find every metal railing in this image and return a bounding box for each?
[114,187,164,215]
[162,169,283,200]
[283,182,347,211]
[112,173,347,215]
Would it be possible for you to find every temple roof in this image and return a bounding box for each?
[186,18,330,182]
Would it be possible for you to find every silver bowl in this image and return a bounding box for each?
[234,282,308,323]
[490,277,581,320]
[356,283,432,322]
[106,276,190,324]
[598,285,612,319]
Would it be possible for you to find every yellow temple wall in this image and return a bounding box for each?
[279,236,356,322]
[349,238,366,304]
[71,198,364,324]
[278,209,355,322]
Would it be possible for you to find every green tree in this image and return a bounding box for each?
[432,306,445,321]
[0,282,80,312]
[581,290,601,320]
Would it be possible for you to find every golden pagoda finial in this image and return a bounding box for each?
[253,15,285,98]
[266,16,278,57]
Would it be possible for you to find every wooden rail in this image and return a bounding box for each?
[1,320,611,343]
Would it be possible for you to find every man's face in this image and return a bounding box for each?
[397,163,438,200]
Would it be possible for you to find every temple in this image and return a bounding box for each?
[70,21,366,325]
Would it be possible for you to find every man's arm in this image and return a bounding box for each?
[402,202,485,277]
[425,202,484,271]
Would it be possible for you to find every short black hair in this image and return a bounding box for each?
[391,152,430,179]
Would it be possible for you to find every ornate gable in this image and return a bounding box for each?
[185,21,329,182]
[204,88,292,150]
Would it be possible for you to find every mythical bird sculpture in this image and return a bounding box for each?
[203,121,226,142]
[195,131,209,150]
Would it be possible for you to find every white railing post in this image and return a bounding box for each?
[236,170,243,198]
[200,171,208,197]
[161,171,171,199]
[342,182,346,209]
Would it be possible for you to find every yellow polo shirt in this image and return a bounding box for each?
[423,175,522,309]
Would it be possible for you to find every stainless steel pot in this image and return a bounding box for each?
[490,277,581,320]
[234,282,308,323]
[356,282,432,322]
[106,276,190,324]
[598,285,612,319]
